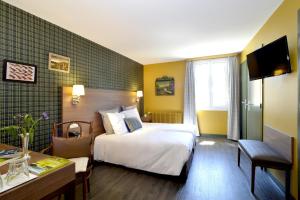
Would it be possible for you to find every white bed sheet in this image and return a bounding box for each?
[93,123,195,176]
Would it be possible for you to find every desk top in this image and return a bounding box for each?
[0,144,75,200]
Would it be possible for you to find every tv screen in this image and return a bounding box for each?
[246,48,264,81]
[247,36,291,81]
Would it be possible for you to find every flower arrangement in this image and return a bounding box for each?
[1,112,49,144]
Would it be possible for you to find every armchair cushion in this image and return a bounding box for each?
[52,135,92,159]
[69,157,89,173]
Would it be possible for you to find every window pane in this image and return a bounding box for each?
[194,58,228,111]
[195,62,210,110]
[211,61,228,109]
[248,79,262,106]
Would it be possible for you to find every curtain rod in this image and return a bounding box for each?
[185,52,241,62]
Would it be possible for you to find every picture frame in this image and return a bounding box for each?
[2,60,37,84]
[155,76,175,96]
[48,53,70,73]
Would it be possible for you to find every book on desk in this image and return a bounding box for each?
[0,149,22,167]
[29,157,71,176]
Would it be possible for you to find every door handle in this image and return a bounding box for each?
[242,99,248,105]
[242,99,248,110]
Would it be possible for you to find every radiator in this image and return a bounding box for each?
[148,111,183,123]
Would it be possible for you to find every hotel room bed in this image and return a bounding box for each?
[62,87,196,177]
[93,123,196,176]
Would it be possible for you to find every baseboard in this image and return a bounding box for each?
[199,134,227,138]
[265,170,295,200]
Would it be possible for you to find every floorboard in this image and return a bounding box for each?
[75,137,285,200]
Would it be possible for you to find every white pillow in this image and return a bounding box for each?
[121,108,142,125]
[107,113,129,135]
[121,105,137,111]
[98,107,120,134]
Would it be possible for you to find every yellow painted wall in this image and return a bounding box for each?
[144,61,227,135]
[144,61,186,112]
[241,0,299,197]
[198,111,227,135]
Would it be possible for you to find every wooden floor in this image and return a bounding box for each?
[76,137,285,200]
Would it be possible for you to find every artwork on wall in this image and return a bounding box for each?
[155,76,175,96]
[2,60,37,83]
[48,53,70,73]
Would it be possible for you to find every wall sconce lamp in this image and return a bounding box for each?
[72,85,85,104]
[136,90,143,102]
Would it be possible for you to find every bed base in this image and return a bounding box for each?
[179,147,194,181]
[93,144,195,182]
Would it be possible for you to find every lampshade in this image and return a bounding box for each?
[137,90,143,98]
[72,85,85,96]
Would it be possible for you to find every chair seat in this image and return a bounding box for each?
[69,157,89,173]
[238,140,290,165]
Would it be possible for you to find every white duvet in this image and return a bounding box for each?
[93,123,196,176]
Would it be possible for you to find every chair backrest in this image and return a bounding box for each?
[263,125,294,163]
[52,135,92,158]
[52,121,93,138]
[51,121,93,159]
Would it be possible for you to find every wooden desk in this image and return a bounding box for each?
[0,144,76,200]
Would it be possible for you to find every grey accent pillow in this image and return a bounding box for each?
[98,107,120,134]
[121,105,137,111]
[124,117,142,132]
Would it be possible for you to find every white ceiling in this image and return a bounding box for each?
[3,0,282,65]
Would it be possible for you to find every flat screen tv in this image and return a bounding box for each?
[246,36,291,81]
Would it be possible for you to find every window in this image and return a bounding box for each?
[194,58,229,110]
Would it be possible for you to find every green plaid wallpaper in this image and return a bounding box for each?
[0,1,144,151]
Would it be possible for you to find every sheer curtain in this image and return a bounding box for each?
[183,61,198,135]
[227,56,240,140]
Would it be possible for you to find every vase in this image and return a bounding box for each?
[20,133,30,159]
[6,157,30,185]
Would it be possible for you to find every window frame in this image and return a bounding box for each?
[194,58,229,111]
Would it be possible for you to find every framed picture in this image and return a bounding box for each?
[2,60,37,83]
[48,53,70,73]
[155,76,175,96]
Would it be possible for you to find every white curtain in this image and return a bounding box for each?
[183,61,198,135]
[227,56,240,140]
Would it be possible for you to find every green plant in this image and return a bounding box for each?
[1,112,49,143]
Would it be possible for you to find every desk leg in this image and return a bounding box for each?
[64,180,76,200]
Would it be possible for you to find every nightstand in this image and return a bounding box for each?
[141,116,152,123]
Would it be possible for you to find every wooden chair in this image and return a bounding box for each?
[41,121,93,200]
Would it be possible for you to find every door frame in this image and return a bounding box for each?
[297,9,300,200]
